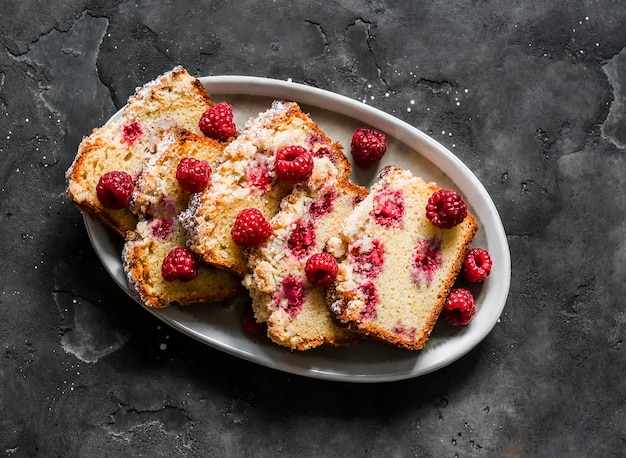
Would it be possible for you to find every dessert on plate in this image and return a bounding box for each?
[123,128,241,308]
[65,65,486,353]
[243,170,368,350]
[66,66,214,236]
[326,166,478,350]
[179,100,351,276]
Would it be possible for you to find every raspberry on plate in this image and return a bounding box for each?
[161,247,198,282]
[441,288,476,326]
[274,146,314,184]
[176,157,212,193]
[231,208,273,246]
[462,247,492,283]
[425,189,468,229]
[96,171,134,209]
[350,127,387,168]
[198,102,237,141]
[305,252,339,287]
[240,304,267,335]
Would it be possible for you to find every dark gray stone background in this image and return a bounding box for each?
[1,1,625,456]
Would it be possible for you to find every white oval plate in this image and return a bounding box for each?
[84,75,511,383]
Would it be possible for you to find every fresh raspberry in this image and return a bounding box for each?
[176,157,212,193]
[241,304,267,335]
[198,102,236,140]
[231,208,272,246]
[350,127,387,168]
[161,247,198,282]
[425,189,468,229]
[441,288,476,326]
[96,171,134,209]
[462,248,493,283]
[274,146,314,184]
[305,253,338,287]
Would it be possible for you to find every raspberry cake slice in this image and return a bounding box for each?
[180,100,351,276]
[326,166,478,350]
[243,171,368,350]
[123,218,240,308]
[66,66,214,236]
[123,128,240,308]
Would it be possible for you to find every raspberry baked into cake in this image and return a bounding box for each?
[123,128,241,308]
[243,171,368,350]
[66,66,215,236]
[326,166,478,350]
[179,100,352,276]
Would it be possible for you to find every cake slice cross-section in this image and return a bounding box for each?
[326,166,478,350]
[243,172,368,351]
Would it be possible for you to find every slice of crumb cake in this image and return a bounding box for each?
[179,100,351,276]
[326,166,478,350]
[123,218,240,308]
[123,128,240,308]
[243,170,368,351]
[66,66,214,236]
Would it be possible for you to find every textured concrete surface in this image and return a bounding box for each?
[1,1,625,456]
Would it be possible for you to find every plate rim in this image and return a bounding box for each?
[83,74,511,383]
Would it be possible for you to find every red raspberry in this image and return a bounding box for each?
[198,102,236,140]
[350,127,387,168]
[287,220,316,259]
[462,248,492,283]
[359,281,379,320]
[96,171,134,209]
[349,239,384,279]
[371,189,404,227]
[274,146,314,184]
[441,288,476,326]
[305,253,338,287]
[161,247,198,282]
[150,218,174,240]
[241,304,267,335]
[309,190,336,219]
[425,189,468,229]
[280,275,306,318]
[231,208,272,246]
[176,157,212,193]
